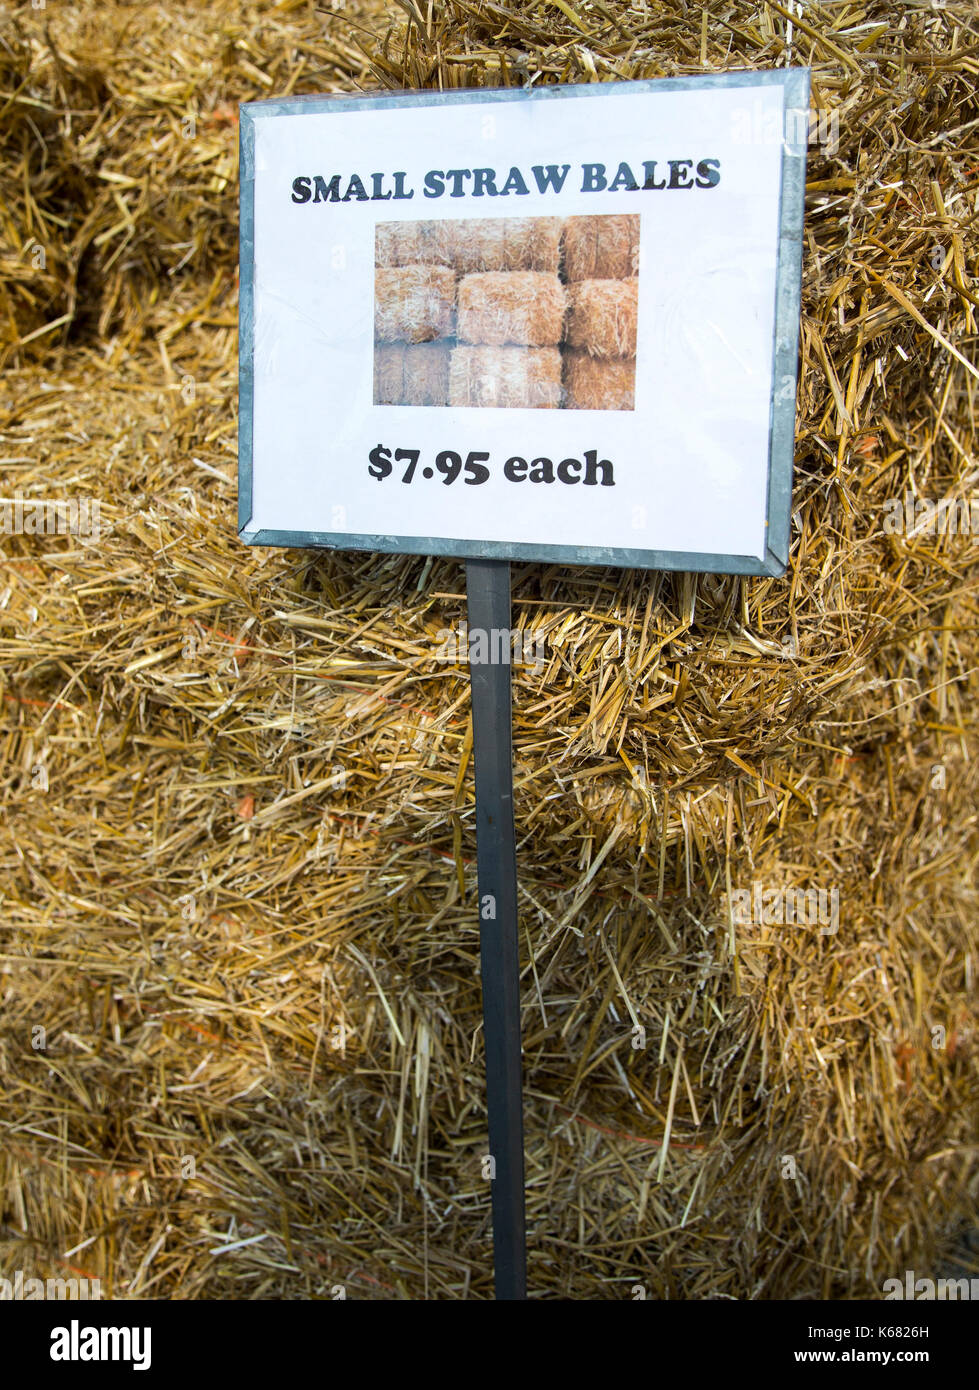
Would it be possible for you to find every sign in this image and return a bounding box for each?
[239,73,808,574]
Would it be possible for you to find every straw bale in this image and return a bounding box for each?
[375,221,455,268]
[374,342,452,406]
[449,346,562,408]
[567,280,639,360]
[439,218,507,273]
[457,272,566,346]
[501,217,564,272]
[563,349,635,411]
[2,0,978,1309]
[563,215,640,282]
[403,343,453,406]
[373,344,405,404]
[433,217,563,272]
[375,221,424,268]
[374,266,457,343]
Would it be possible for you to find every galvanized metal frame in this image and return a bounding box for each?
[238,69,810,575]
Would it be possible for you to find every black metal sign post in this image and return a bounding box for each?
[465,558,527,1301]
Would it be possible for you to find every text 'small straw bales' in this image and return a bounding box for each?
[373,214,639,409]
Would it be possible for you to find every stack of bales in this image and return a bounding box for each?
[562,214,639,410]
[375,214,641,410]
[374,222,456,406]
[374,217,568,408]
[449,217,565,408]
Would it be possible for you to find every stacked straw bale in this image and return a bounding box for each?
[456,271,567,347]
[564,213,640,281]
[1,0,978,1304]
[374,216,639,407]
[449,346,562,408]
[442,217,564,273]
[373,266,457,343]
[563,216,639,411]
[374,220,455,268]
[374,342,452,407]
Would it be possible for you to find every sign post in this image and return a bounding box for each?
[238,70,809,1298]
[466,558,526,1299]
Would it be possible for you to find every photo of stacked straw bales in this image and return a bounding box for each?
[373,215,638,409]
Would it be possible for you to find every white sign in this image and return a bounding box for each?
[239,73,809,573]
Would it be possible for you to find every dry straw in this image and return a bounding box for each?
[375,221,455,269]
[438,217,564,273]
[1,0,977,1302]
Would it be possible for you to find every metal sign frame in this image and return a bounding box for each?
[238,69,810,576]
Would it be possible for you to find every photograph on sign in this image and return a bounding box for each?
[239,73,808,572]
[373,214,638,410]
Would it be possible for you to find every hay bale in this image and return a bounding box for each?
[375,221,455,268]
[502,217,563,272]
[439,218,506,273]
[563,214,640,281]
[373,343,405,403]
[567,279,638,359]
[563,349,635,410]
[375,221,422,267]
[449,345,562,407]
[374,342,452,405]
[374,265,457,343]
[457,272,566,346]
[403,342,452,405]
[435,217,563,272]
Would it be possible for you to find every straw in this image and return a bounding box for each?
[563,215,640,283]
[1,0,977,1304]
